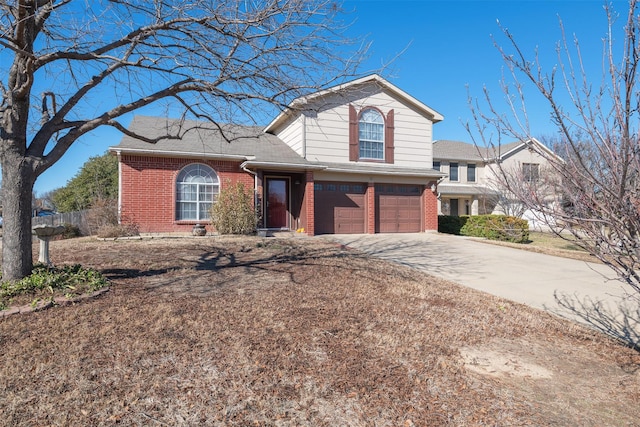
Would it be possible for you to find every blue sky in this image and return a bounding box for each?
[34,0,627,194]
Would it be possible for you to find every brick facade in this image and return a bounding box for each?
[303,171,315,236]
[423,180,439,231]
[366,183,375,234]
[120,155,253,233]
[118,155,440,235]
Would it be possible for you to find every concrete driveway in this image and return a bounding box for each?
[329,232,640,347]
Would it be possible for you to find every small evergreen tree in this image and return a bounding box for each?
[210,182,257,235]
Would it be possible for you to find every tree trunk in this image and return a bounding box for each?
[1,154,36,282]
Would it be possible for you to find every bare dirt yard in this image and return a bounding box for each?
[1,236,639,426]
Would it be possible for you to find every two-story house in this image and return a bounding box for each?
[433,138,559,217]
[109,74,445,235]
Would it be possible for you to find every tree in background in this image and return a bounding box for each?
[35,189,58,212]
[468,1,640,294]
[0,0,365,281]
[52,152,118,213]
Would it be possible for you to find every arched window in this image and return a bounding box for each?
[176,163,219,221]
[358,108,385,160]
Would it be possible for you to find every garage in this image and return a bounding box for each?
[376,184,422,233]
[314,182,366,234]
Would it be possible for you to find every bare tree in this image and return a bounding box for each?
[468,1,640,294]
[484,160,562,220]
[0,0,365,280]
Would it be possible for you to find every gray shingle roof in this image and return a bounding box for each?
[437,183,498,196]
[433,140,523,162]
[316,161,444,178]
[111,116,445,178]
[110,116,310,165]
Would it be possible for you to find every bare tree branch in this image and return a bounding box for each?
[0,0,368,281]
[468,0,640,296]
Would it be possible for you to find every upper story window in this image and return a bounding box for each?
[176,163,219,221]
[349,105,394,164]
[523,163,539,182]
[433,161,441,171]
[467,163,476,182]
[358,108,384,160]
[449,162,459,182]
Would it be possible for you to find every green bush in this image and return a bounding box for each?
[438,215,469,235]
[459,215,529,243]
[210,181,257,235]
[0,264,109,310]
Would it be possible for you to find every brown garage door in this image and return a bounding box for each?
[314,182,366,234]
[376,184,422,233]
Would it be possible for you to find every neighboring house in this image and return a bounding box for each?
[433,138,560,217]
[109,74,445,235]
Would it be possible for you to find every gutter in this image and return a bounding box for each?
[321,165,445,178]
[240,160,327,171]
[109,147,251,161]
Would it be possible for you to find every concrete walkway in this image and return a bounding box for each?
[329,232,640,347]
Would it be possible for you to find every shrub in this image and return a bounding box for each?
[60,223,81,239]
[460,215,529,243]
[86,197,140,238]
[210,181,257,235]
[86,197,119,233]
[96,223,140,238]
[0,264,109,310]
[438,215,469,235]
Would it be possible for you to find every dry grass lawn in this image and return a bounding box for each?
[477,231,598,263]
[0,236,639,426]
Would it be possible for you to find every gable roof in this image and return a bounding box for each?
[110,116,312,167]
[264,74,444,133]
[433,139,545,162]
[111,116,444,178]
[500,137,565,163]
[433,140,488,161]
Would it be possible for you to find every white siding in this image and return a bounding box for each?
[484,145,553,182]
[271,114,304,157]
[435,160,489,185]
[299,85,435,166]
[501,146,551,169]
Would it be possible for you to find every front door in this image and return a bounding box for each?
[266,178,289,229]
[450,198,459,216]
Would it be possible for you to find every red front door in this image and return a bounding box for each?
[266,178,288,229]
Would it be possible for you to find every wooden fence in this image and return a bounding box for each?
[31,210,93,236]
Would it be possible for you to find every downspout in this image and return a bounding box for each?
[301,113,307,159]
[241,163,259,223]
[435,176,445,200]
[116,150,122,224]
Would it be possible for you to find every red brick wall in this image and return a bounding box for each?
[366,183,375,234]
[120,155,254,233]
[303,171,315,235]
[423,181,439,231]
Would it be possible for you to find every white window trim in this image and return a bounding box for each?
[358,108,385,160]
[175,163,220,221]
